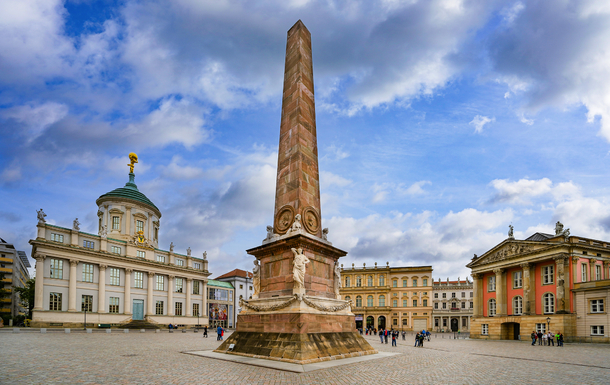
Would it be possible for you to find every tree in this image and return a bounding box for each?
[14,277,35,320]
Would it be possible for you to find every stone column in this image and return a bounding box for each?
[34,254,45,310]
[520,263,531,315]
[554,256,568,314]
[125,206,132,236]
[98,265,107,313]
[68,259,78,312]
[572,256,580,283]
[124,268,132,315]
[472,273,482,317]
[590,259,597,281]
[202,281,208,318]
[104,204,109,231]
[494,268,506,316]
[168,275,175,316]
[604,261,610,280]
[186,279,192,317]
[147,272,155,315]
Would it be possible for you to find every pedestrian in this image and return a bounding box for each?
[555,332,560,347]
[419,332,425,348]
[559,332,564,347]
[537,331,543,345]
[384,329,389,344]
[203,325,208,338]
[392,330,398,347]
[530,331,537,346]
[402,331,406,340]
[548,331,554,346]
[426,330,431,341]
[415,332,420,347]
[542,332,548,346]
[216,325,223,341]
[379,329,385,343]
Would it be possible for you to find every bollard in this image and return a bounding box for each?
[106,329,111,333]
[155,329,160,333]
[41,328,47,334]
[12,327,20,333]
[124,329,129,333]
[140,329,145,333]
[65,328,71,333]
[182,330,187,333]
[87,329,92,333]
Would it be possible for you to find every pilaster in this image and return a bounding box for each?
[590,259,597,281]
[98,264,107,313]
[554,256,568,314]
[124,268,132,315]
[186,278,192,316]
[146,272,154,316]
[168,275,175,316]
[33,254,45,310]
[68,259,78,312]
[472,273,482,317]
[493,268,506,316]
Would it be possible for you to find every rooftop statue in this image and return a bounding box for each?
[73,218,80,231]
[508,224,514,239]
[127,152,138,174]
[37,209,47,224]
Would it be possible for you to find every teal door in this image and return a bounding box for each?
[133,300,144,320]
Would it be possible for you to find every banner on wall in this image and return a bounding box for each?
[208,303,228,320]
[355,315,363,321]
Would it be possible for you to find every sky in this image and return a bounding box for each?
[2,0,610,280]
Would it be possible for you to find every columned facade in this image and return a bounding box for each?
[432,278,473,332]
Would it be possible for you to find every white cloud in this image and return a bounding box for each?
[469,115,495,133]
[4,102,69,141]
[405,180,431,195]
[320,171,352,188]
[489,178,553,205]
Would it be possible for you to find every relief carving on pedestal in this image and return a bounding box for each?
[274,205,295,234]
[302,206,320,234]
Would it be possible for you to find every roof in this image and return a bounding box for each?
[215,269,253,280]
[96,173,161,217]
[207,279,234,289]
[434,280,470,286]
[17,251,31,268]
[525,232,554,241]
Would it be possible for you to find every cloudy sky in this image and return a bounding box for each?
[2,0,610,280]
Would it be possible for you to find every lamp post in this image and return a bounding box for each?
[84,308,87,331]
[546,317,551,333]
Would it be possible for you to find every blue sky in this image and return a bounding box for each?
[2,0,610,280]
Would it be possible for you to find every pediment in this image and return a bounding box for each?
[468,240,549,268]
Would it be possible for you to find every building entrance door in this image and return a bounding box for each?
[378,316,386,330]
[133,300,144,320]
[451,318,458,332]
[366,316,374,329]
[500,322,520,340]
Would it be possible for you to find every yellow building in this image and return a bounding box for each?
[340,263,433,331]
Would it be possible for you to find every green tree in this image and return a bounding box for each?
[14,277,35,320]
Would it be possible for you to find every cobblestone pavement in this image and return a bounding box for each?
[1,330,609,384]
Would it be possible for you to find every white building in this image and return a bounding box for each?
[30,155,211,328]
[214,269,253,328]
[432,278,473,332]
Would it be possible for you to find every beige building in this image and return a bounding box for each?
[432,278,473,332]
[30,155,211,328]
[572,279,610,342]
[340,263,433,331]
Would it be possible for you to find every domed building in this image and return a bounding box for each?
[29,154,217,328]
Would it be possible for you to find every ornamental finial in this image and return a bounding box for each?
[128,152,138,174]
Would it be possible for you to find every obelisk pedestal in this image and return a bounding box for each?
[215,20,375,364]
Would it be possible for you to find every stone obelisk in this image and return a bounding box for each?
[215,20,376,364]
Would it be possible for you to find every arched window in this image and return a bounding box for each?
[488,299,496,317]
[379,275,385,286]
[368,276,373,287]
[356,296,362,307]
[367,295,374,307]
[356,276,362,287]
[345,276,350,287]
[543,293,555,314]
[513,296,523,315]
[379,295,386,307]
[345,295,351,302]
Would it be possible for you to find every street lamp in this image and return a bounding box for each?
[546,317,551,332]
[84,307,87,331]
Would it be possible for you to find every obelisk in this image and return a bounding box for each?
[215,20,375,364]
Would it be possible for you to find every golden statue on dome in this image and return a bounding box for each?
[127,152,138,173]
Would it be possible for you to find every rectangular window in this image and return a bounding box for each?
[423,299,428,307]
[193,303,200,317]
[111,246,121,254]
[239,284,244,289]
[434,303,438,309]
[49,292,62,311]
[112,216,120,230]
[176,259,184,267]
[136,220,144,233]
[596,265,601,281]
[470,292,473,297]
[137,250,145,259]
[208,288,228,301]
[482,324,488,335]
[423,279,428,286]
[51,233,64,243]
[175,302,183,316]
[404,299,408,307]
[134,271,143,289]
[442,293,446,298]
[461,302,466,309]
[393,299,397,307]
[156,275,164,291]
[50,258,63,279]
[591,299,605,313]
[442,303,446,309]
[194,262,201,269]
[157,255,166,263]
[413,299,417,307]
[461,292,466,298]
[542,265,554,285]
[513,271,523,288]
[392,280,397,288]
[82,263,94,283]
[229,291,233,301]
[536,323,546,334]
[109,297,119,313]
[83,240,95,249]
[488,276,496,292]
[403,279,407,287]
[434,293,438,298]
[155,300,164,315]
[81,295,93,312]
[443,319,447,327]
[175,278,183,293]
[582,264,588,282]
[412,279,418,287]
[452,293,456,298]
[193,281,200,295]
[109,268,120,286]
[591,326,605,336]
[470,302,473,308]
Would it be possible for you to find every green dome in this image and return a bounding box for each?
[96,173,161,217]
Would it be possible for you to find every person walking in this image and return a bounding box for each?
[530,331,537,346]
[203,325,208,338]
[559,332,564,347]
[537,331,543,345]
[379,329,385,343]
[384,329,389,344]
[402,331,406,341]
[216,325,223,341]
[415,332,420,347]
[418,332,425,348]
[542,332,548,346]
[548,331,554,346]
[392,330,398,347]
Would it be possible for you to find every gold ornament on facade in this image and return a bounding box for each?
[128,152,138,173]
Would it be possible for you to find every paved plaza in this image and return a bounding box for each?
[1,330,610,384]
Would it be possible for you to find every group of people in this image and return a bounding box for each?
[530,331,564,346]
[414,330,430,347]
[375,328,431,348]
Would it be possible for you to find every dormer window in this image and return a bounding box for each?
[112,216,120,230]
[136,220,144,233]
